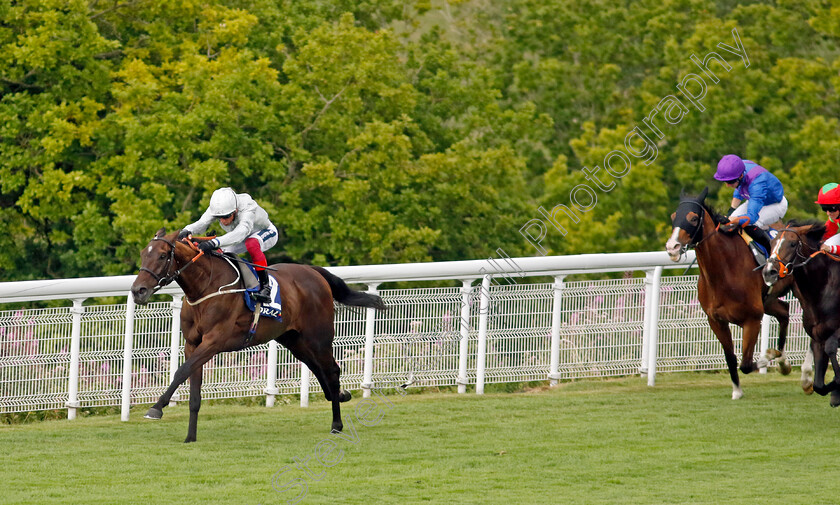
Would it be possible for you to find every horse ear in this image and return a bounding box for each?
[155,227,166,238]
[698,186,709,202]
[806,223,826,244]
[679,187,686,199]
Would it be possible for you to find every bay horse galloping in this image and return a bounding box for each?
[130,228,387,442]
[665,188,794,399]
[762,223,837,404]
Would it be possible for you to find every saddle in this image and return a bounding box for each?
[221,253,283,343]
[737,223,781,267]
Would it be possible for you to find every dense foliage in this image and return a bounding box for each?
[2,0,838,280]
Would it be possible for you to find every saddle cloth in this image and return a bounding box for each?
[239,263,282,321]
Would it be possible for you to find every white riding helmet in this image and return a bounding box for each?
[208,187,238,217]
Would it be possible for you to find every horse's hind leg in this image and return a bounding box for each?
[708,317,742,399]
[309,357,346,433]
[284,331,346,433]
[761,295,791,375]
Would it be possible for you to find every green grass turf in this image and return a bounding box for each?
[1,371,837,505]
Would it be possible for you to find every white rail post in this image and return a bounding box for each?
[121,293,136,422]
[299,361,310,407]
[476,275,492,395]
[759,314,771,374]
[265,340,280,407]
[549,275,566,386]
[66,298,85,420]
[646,266,663,387]
[169,296,182,405]
[457,280,473,394]
[641,269,654,376]
[361,282,380,398]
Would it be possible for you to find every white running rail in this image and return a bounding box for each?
[0,251,810,420]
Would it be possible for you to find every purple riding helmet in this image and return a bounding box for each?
[714,154,746,181]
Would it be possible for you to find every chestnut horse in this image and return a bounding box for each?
[665,188,794,399]
[130,228,387,442]
[762,223,838,403]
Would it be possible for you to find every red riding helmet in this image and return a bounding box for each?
[815,183,840,204]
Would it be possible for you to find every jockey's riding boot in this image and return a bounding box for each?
[253,269,272,303]
[744,225,772,256]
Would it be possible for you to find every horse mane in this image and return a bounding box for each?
[699,201,730,226]
[784,219,827,249]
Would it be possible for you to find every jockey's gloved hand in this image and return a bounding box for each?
[720,216,749,233]
[198,239,219,253]
[177,229,191,241]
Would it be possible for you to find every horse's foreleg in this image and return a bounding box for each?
[762,296,791,375]
[708,317,741,399]
[739,318,762,376]
[185,365,203,442]
[824,337,840,407]
[812,340,831,396]
[145,342,217,421]
[801,344,814,395]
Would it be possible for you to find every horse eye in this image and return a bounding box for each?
[159,253,167,260]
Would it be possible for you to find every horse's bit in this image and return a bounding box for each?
[769,229,812,278]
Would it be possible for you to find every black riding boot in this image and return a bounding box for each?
[744,225,772,256]
[253,269,272,303]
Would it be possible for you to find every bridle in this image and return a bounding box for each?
[673,200,717,257]
[768,228,816,278]
[139,237,204,294]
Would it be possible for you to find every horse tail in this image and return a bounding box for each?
[311,266,388,311]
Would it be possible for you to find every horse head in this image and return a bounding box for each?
[131,227,192,305]
[666,187,712,261]
[762,222,826,286]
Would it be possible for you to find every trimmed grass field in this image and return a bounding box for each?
[2,372,838,505]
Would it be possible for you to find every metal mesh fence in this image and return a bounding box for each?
[0,273,812,414]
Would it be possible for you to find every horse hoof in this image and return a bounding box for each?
[184,437,196,443]
[766,348,782,359]
[732,388,743,400]
[330,423,344,434]
[831,396,840,408]
[802,380,814,395]
[778,360,792,376]
[339,389,352,403]
[144,407,163,420]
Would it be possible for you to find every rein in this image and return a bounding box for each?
[184,255,247,306]
[139,237,205,294]
[139,237,245,304]
[769,228,840,278]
